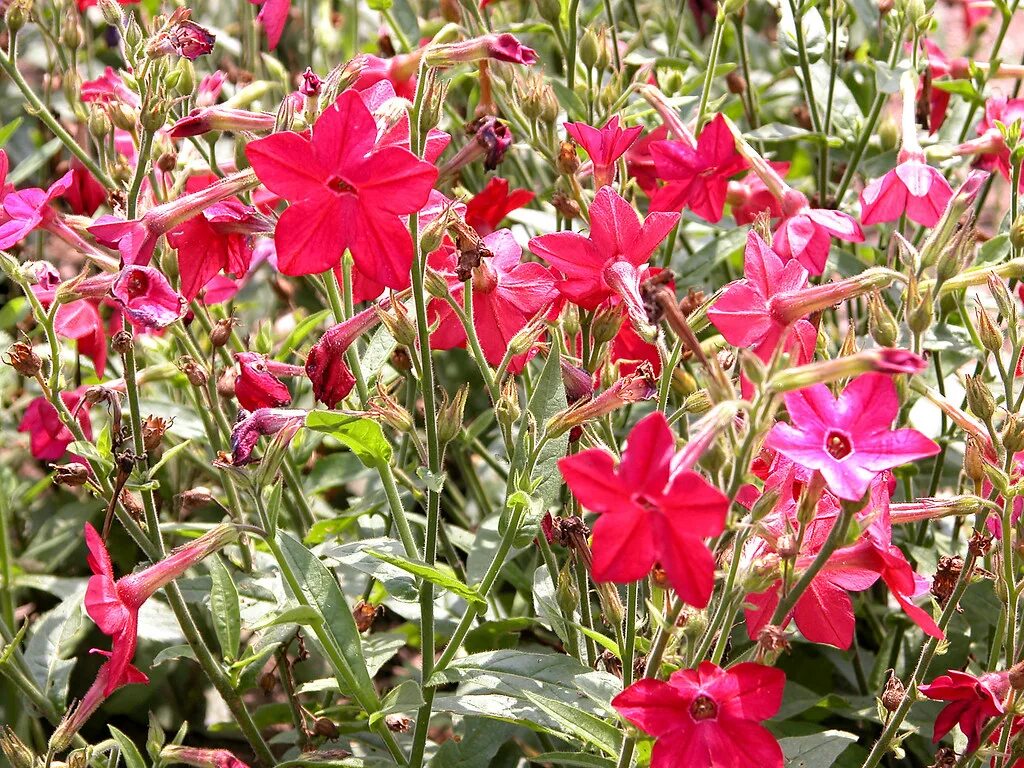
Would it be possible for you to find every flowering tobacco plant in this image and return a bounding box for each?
[4,0,1024,767]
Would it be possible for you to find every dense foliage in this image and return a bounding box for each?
[1,0,1024,766]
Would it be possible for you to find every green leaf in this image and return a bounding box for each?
[25,589,85,707]
[530,753,616,768]
[0,118,23,149]
[532,566,582,658]
[276,309,332,361]
[207,555,241,661]
[521,694,622,756]
[367,0,392,9]
[305,411,392,468]
[358,323,397,380]
[529,347,568,510]
[110,726,149,768]
[778,730,858,768]
[367,549,485,607]
[148,439,192,478]
[152,644,198,667]
[250,605,324,631]
[275,532,377,701]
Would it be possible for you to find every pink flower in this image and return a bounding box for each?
[111,266,186,329]
[84,521,238,694]
[765,373,940,501]
[234,352,303,411]
[65,162,107,216]
[49,652,148,752]
[229,408,306,465]
[557,411,728,606]
[249,0,290,49]
[246,89,437,286]
[611,321,661,376]
[612,662,785,768]
[860,156,954,227]
[352,53,420,101]
[706,231,817,364]
[971,97,1024,183]
[18,391,92,461]
[161,746,250,768]
[81,67,140,107]
[529,186,679,332]
[169,107,276,139]
[919,40,967,133]
[464,177,535,235]
[650,114,748,222]
[920,670,1010,752]
[0,171,74,249]
[774,190,864,274]
[428,229,558,372]
[565,116,643,189]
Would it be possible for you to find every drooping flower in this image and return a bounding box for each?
[169,107,276,139]
[428,228,558,372]
[626,125,670,197]
[557,411,728,606]
[228,408,306,465]
[565,116,643,189]
[111,266,187,330]
[439,115,514,177]
[18,391,92,461]
[245,89,437,286]
[147,9,216,60]
[48,653,148,753]
[612,662,786,768]
[528,186,679,334]
[234,352,303,411]
[306,305,383,407]
[161,746,250,768]
[729,163,790,224]
[650,113,748,223]
[860,72,953,227]
[765,373,940,501]
[920,670,1010,752]
[464,177,535,235]
[84,521,239,693]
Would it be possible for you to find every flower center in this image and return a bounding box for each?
[326,175,355,195]
[825,429,853,460]
[689,694,718,721]
[125,271,148,299]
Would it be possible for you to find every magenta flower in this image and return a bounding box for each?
[565,116,643,189]
[558,411,728,606]
[707,230,816,364]
[161,746,250,768]
[111,266,187,330]
[650,114,748,223]
[169,107,276,139]
[729,163,790,225]
[306,304,383,407]
[246,89,437,287]
[229,408,306,465]
[860,157,953,227]
[920,670,1010,752]
[528,186,679,332]
[612,662,785,768]
[234,352,303,411]
[49,652,148,752]
[85,521,238,694]
[18,391,92,461]
[0,171,74,249]
[765,373,940,501]
[428,228,558,372]
[81,67,140,107]
[424,33,539,67]
[249,0,290,49]
[625,125,670,197]
[464,177,535,235]
[774,189,864,275]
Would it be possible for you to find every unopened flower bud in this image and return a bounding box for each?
[579,28,599,70]
[4,341,42,377]
[964,438,986,485]
[726,71,746,94]
[259,672,277,694]
[97,0,124,25]
[536,0,561,22]
[878,117,900,153]
[496,377,521,429]
[61,10,84,49]
[976,306,1003,354]
[437,385,469,445]
[739,350,767,386]
[556,562,580,614]
[551,191,581,219]
[1011,216,1024,251]
[368,383,414,433]
[177,487,215,513]
[376,303,419,348]
[141,99,170,133]
[1009,661,1024,691]
[868,292,899,347]
[988,274,1017,324]
[907,285,933,336]
[1003,414,1024,453]
[88,106,112,140]
[173,59,196,95]
[4,0,30,33]
[54,463,91,487]
[424,268,452,300]
[965,374,996,423]
[591,305,624,344]
[0,727,35,768]
[110,103,139,132]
